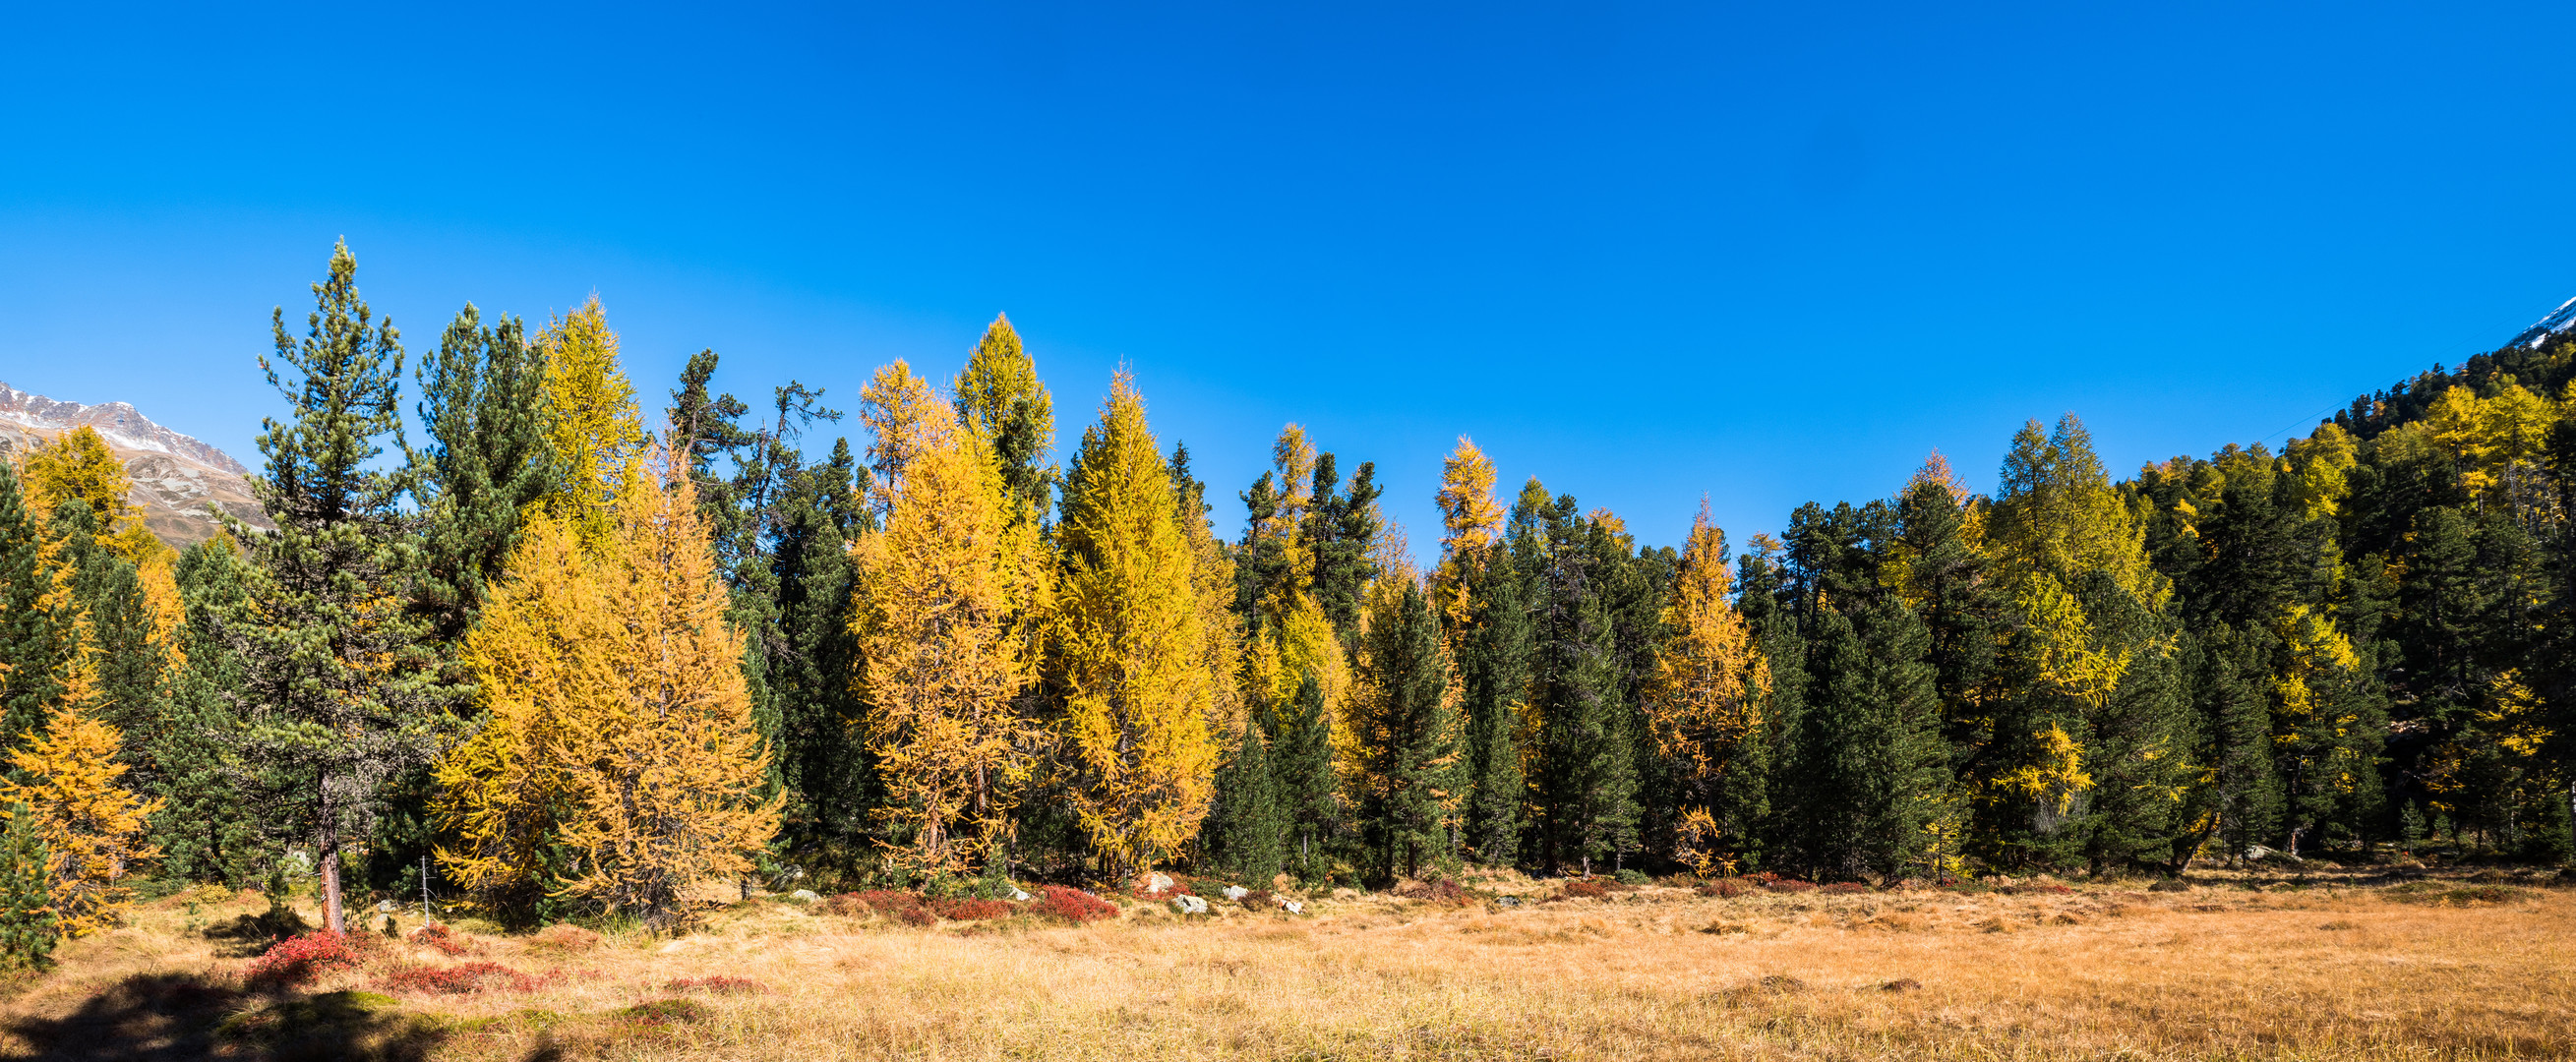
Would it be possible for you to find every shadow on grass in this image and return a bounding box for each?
[3,972,446,1062]
[201,908,313,959]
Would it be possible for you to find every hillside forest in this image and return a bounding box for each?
[0,241,2570,957]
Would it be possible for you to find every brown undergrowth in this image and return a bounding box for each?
[1,867,2568,1060]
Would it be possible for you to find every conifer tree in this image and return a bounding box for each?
[2,704,162,937]
[770,439,872,848]
[1349,572,1461,882]
[953,313,1057,523]
[1204,716,1284,883]
[536,296,648,554]
[411,303,555,644]
[848,364,1048,878]
[1522,488,1639,874]
[558,460,781,929]
[236,240,442,934]
[155,538,259,885]
[1264,674,1337,881]
[0,803,51,970]
[0,464,81,753]
[1642,504,1768,875]
[44,503,168,776]
[1048,375,1219,878]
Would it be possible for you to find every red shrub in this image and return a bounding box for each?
[1821,882,1872,895]
[244,931,378,987]
[1559,880,1610,900]
[1030,885,1116,924]
[1765,879,1818,894]
[1698,879,1749,899]
[928,897,1012,921]
[826,890,936,925]
[1744,871,1781,885]
[667,974,767,994]
[406,922,480,957]
[1241,889,1276,910]
[378,961,545,995]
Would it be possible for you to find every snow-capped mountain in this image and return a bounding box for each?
[2508,295,2576,349]
[0,382,270,548]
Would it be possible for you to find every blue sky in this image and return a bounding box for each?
[6,2,2573,558]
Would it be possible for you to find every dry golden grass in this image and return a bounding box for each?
[3,869,2570,1060]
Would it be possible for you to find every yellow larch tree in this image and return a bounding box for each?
[2,701,161,938]
[537,296,649,553]
[1048,374,1219,879]
[21,427,165,567]
[848,364,1050,879]
[1641,502,1769,875]
[434,511,615,916]
[441,448,778,930]
[2424,378,2561,527]
[1430,436,1502,627]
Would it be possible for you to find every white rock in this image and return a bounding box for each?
[1279,898,1304,914]
[787,889,819,903]
[1172,894,1209,914]
[1144,872,1175,895]
[1010,888,1033,902]
[1223,885,1249,900]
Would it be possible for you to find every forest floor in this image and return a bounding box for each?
[0,863,2568,1061]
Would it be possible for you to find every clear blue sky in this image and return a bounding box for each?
[6,2,2573,558]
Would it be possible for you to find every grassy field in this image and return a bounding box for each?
[1,866,2568,1061]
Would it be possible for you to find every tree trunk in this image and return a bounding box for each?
[319,817,345,935]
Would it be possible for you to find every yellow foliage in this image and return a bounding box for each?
[849,369,1051,878]
[2284,423,2359,521]
[1,704,161,938]
[2015,573,2131,710]
[1997,723,2093,816]
[21,426,164,565]
[2268,604,2360,725]
[2424,379,2560,521]
[440,457,779,930]
[1429,437,1502,626]
[1642,505,1769,874]
[1049,375,1219,877]
[857,361,948,512]
[537,296,649,554]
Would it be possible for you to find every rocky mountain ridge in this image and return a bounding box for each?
[0,382,270,548]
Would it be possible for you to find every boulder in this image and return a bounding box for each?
[1495,896,1524,909]
[787,889,819,904]
[1143,872,1175,896]
[1010,888,1033,902]
[1223,885,1249,901]
[1278,898,1304,914]
[1171,894,1210,915]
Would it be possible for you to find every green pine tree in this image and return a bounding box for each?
[0,803,52,971]
[1352,578,1461,883]
[1205,715,1284,883]
[1264,674,1337,883]
[236,239,446,934]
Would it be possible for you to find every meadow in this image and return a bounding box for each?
[2,866,2567,1061]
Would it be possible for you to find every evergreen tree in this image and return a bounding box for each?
[1641,506,1767,875]
[155,539,260,885]
[411,303,555,645]
[953,313,1057,524]
[770,439,872,851]
[1523,489,1639,875]
[1264,674,1337,882]
[1454,543,1530,866]
[236,240,443,934]
[1204,716,1284,883]
[0,803,52,971]
[1350,575,1460,883]
[0,464,80,754]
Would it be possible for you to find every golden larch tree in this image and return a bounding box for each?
[1641,502,1769,875]
[848,364,1050,878]
[1430,436,1502,627]
[434,511,618,914]
[1048,374,1219,878]
[537,296,649,553]
[2,702,161,938]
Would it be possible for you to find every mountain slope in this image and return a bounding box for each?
[0,382,270,548]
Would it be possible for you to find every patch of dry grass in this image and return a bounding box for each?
[3,868,2569,1060]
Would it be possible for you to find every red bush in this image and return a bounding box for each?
[1745,871,1781,885]
[1560,880,1610,900]
[244,931,379,988]
[1765,879,1818,894]
[1030,885,1116,924]
[928,897,1012,921]
[1698,879,1749,899]
[1821,882,1872,895]
[667,974,768,994]
[825,890,936,925]
[378,961,545,995]
[406,922,480,957]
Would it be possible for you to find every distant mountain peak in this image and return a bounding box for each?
[0,382,268,548]
[2509,295,2576,349]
